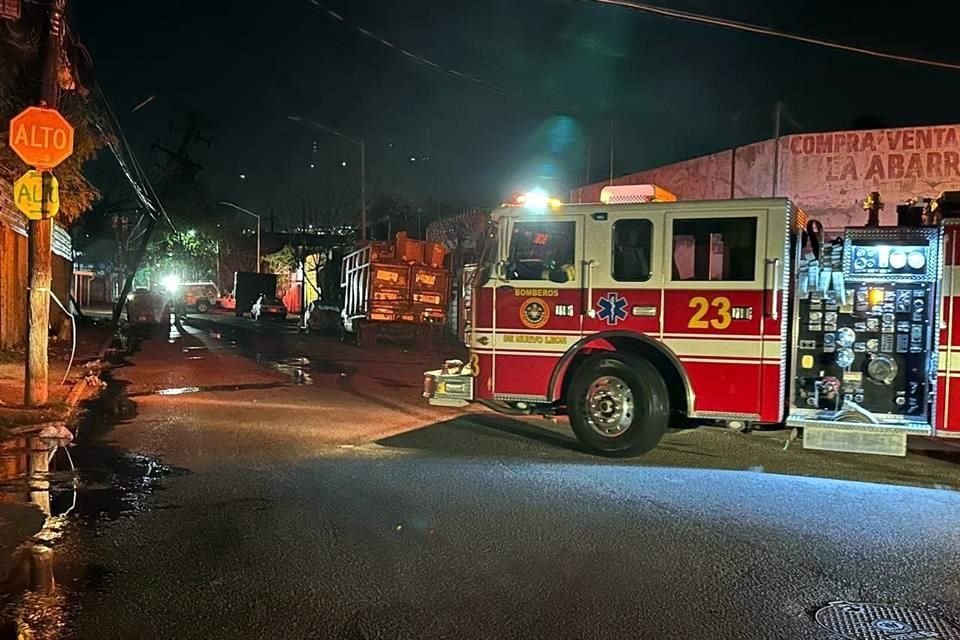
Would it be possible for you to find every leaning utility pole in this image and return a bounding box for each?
[24,0,66,406]
[110,113,211,324]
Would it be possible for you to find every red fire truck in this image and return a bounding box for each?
[424,185,960,457]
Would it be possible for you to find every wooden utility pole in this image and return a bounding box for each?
[24,0,66,406]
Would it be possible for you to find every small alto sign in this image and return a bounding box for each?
[14,170,59,220]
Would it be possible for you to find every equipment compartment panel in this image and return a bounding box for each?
[789,226,941,431]
[792,282,932,418]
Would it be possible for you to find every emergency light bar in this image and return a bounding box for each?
[600,184,677,204]
[510,190,564,211]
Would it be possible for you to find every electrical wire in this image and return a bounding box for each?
[63,19,163,222]
[87,62,177,235]
[304,0,568,111]
[94,123,154,216]
[91,83,161,217]
[582,0,960,72]
[93,83,179,236]
[90,110,154,212]
[48,290,76,385]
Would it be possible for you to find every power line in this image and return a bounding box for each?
[304,0,569,111]
[91,118,153,216]
[59,21,163,224]
[583,0,960,72]
[91,80,178,233]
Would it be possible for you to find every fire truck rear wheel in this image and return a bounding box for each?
[568,353,669,456]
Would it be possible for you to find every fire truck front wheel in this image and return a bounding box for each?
[568,353,669,456]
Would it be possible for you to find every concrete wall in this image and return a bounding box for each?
[572,123,960,230]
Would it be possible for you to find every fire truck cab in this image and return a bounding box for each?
[424,186,960,457]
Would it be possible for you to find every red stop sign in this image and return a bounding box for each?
[8,106,75,169]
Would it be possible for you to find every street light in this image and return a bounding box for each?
[217,200,262,273]
[287,115,367,242]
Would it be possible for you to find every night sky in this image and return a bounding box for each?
[73,0,960,221]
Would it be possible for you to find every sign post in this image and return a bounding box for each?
[9,102,73,406]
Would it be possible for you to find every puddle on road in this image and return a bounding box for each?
[254,354,354,385]
[203,325,356,384]
[156,386,202,396]
[0,375,187,639]
[267,356,314,385]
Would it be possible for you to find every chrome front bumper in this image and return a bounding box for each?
[423,364,474,408]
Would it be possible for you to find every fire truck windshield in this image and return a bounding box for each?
[507,220,576,283]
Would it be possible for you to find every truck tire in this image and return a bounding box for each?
[196,299,210,313]
[568,352,669,456]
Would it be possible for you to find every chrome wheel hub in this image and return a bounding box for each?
[585,375,634,437]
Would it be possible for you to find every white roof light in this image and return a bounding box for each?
[599,184,677,204]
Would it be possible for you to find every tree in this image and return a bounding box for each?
[262,245,298,296]
[139,169,222,284]
[0,13,111,223]
[141,228,219,284]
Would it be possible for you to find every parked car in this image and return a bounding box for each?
[251,294,287,321]
[179,281,220,313]
[126,288,171,326]
[218,292,236,311]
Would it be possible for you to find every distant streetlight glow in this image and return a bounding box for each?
[239,173,247,180]
[341,160,348,167]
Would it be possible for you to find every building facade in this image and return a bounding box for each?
[571,123,960,230]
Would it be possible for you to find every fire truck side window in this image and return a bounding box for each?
[612,219,653,282]
[507,221,577,282]
[671,217,757,281]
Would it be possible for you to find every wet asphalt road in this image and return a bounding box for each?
[41,456,960,639]
[3,314,960,639]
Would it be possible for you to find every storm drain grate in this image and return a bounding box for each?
[815,601,960,639]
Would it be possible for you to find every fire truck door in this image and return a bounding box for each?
[663,205,790,423]
[582,213,662,339]
[490,216,584,401]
